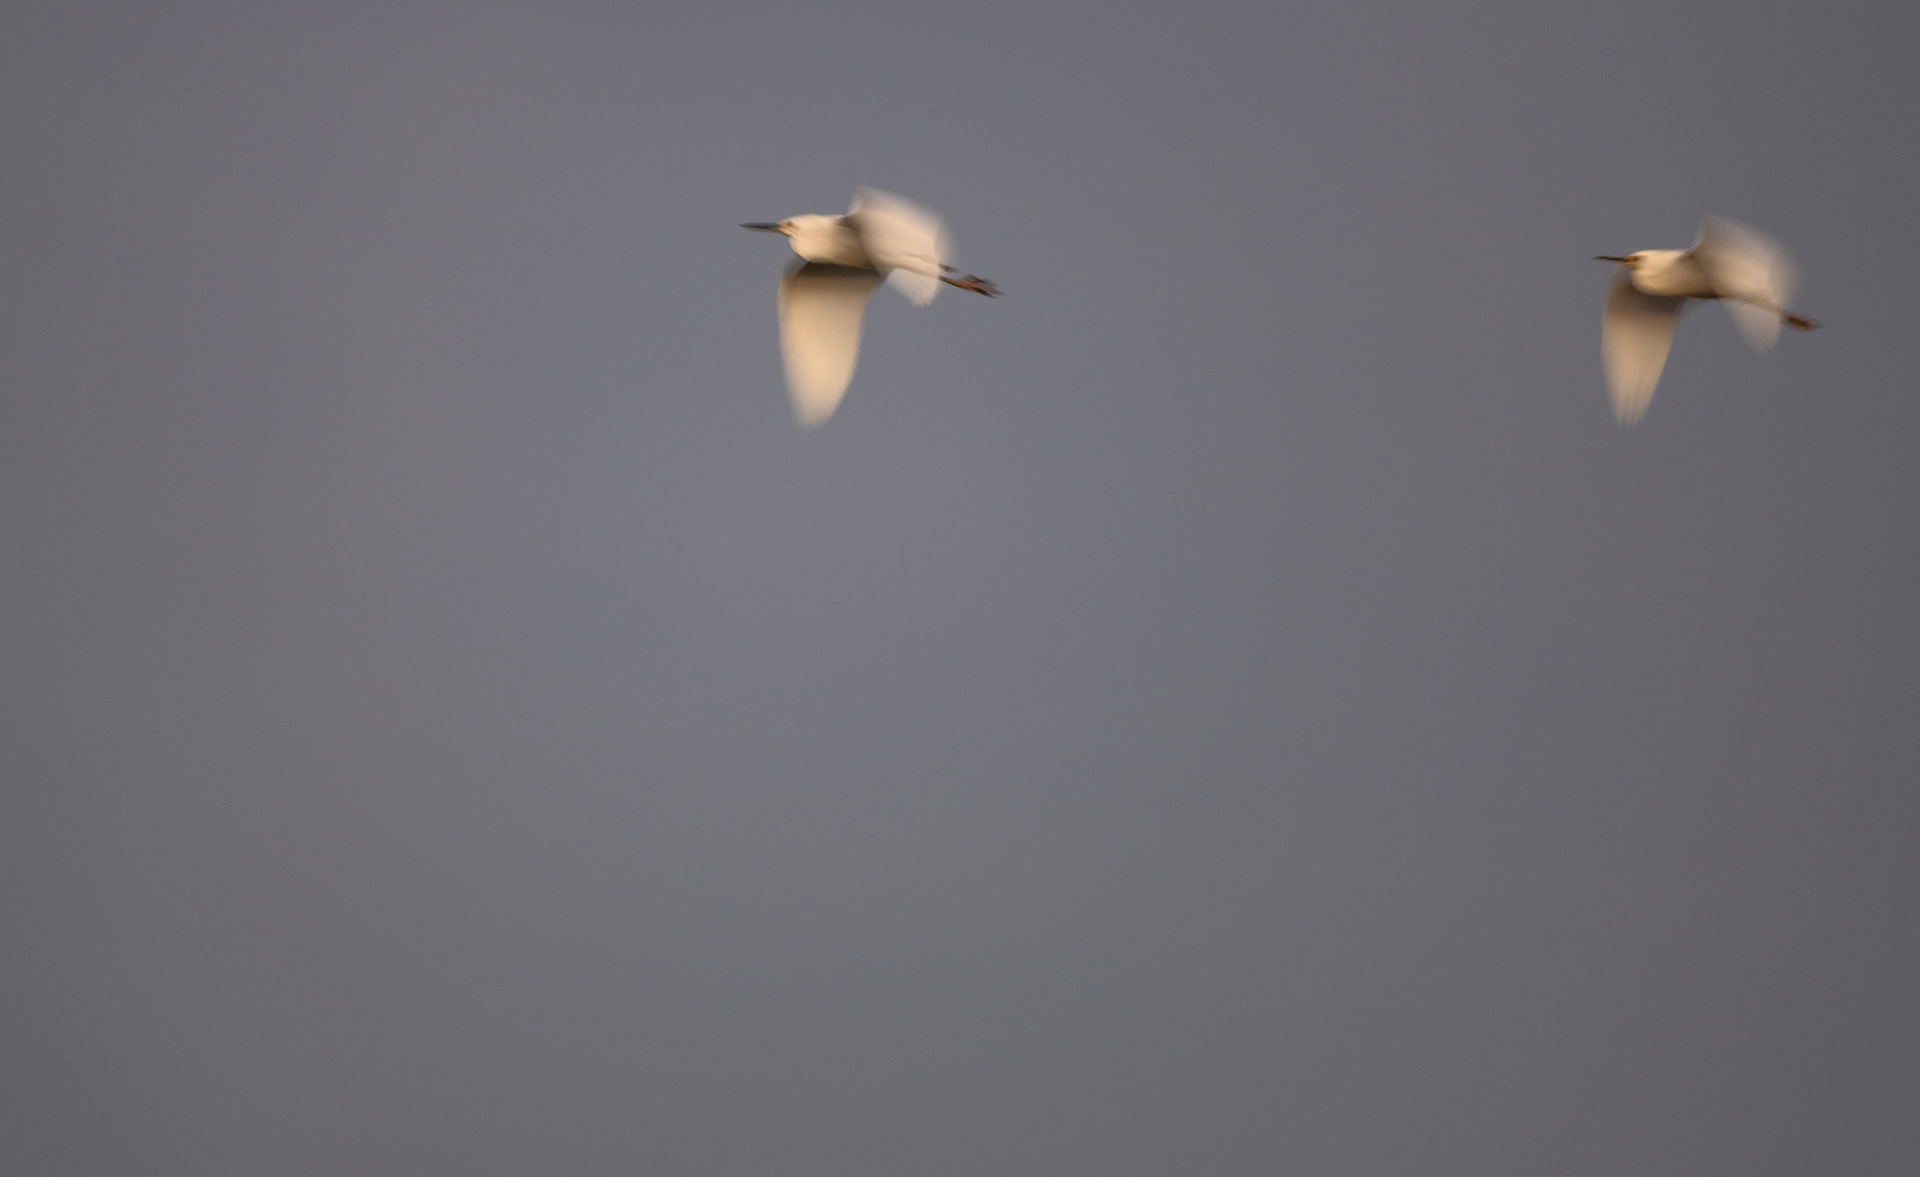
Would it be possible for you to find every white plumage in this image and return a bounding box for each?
[1596,216,1817,425]
[744,188,998,427]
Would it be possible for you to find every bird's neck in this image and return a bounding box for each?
[1631,250,1712,298]
[787,216,871,267]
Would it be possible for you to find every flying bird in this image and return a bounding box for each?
[744,188,999,427]
[1595,216,1818,425]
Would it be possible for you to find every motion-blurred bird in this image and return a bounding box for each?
[1596,215,1818,425]
[744,188,999,427]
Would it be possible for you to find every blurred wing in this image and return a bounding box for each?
[848,187,948,306]
[1694,215,1795,353]
[1601,267,1684,425]
[776,262,883,427]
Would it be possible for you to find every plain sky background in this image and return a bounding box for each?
[3,2,1917,1174]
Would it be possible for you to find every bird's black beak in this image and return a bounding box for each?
[1593,255,1630,263]
[741,222,783,232]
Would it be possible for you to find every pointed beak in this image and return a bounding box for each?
[741,222,783,232]
[1593,256,1630,263]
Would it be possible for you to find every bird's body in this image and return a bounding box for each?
[1596,216,1817,425]
[1613,249,1716,299]
[744,188,999,427]
[779,214,873,269]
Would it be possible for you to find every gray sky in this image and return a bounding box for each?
[3,2,1917,1174]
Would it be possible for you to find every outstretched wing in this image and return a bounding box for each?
[1602,266,1685,425]
[1693,215,1795,353]
[847,187,948,306]
[777,262,884,427]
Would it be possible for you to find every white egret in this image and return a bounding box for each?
[744,188,999,427]
[1596,215,1818,425]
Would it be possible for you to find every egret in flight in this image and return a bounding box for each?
[744,187,999,427]
[1595,215,1818,424]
